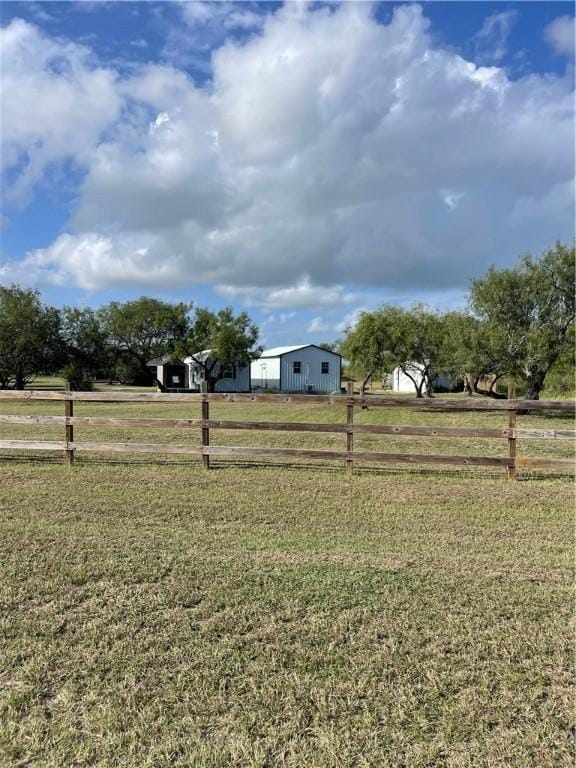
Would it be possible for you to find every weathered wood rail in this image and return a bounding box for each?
[0,386,573,478]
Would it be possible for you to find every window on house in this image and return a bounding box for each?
[222,364,236,379]
[321,361,329,374]
[293,361,301,374]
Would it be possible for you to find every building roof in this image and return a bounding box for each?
[259,344,341,358]
[259,345,309,358]
[183,350,213,364]
[146,354,184,367]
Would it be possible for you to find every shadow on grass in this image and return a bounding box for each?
[1,453,572,482]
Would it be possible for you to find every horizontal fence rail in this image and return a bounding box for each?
[0,387,573,478]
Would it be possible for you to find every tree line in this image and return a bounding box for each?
[0,241,573,398]
[0,293,259,391]
[340,242,575,400]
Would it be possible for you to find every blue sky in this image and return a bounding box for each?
[0,1,574,347]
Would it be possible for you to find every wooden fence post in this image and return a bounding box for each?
[507,381,517,480]
[64,382,74,465]
[201,382,210,470]
[346,381,354,476]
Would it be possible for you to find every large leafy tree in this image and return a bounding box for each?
[60,307,113,390]
[443,312,508,397]
[176,306,260,392]
[340,311,391,394]
[341,305,452,397]
[0,285,64,389]
[470,242,575,399]
[99,297,192,384]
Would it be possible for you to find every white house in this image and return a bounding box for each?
[251,345,342,393]
[392,363,457,394]
[185,350,251,392]
[147,351,250,391]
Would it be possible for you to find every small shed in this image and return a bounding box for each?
[146,355,189,390]
[251,345,342,393]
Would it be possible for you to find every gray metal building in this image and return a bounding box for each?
[250,345,342,393]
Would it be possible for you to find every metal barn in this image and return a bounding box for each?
[251,345,342,393]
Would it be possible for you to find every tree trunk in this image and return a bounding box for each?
[15,370,25,390]
[489,375,501,395]
[526,369,546,400]
[473,374,506,399]
[360,371,372,397]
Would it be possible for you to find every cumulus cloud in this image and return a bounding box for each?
[0,19,121,201]
[1,4,574,297]
[544,15,575,57]
[0,232,187,290]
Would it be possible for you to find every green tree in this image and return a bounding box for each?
[341,305,452,397]
[99,297,192,385]
[60,307,113,390]
[319,341,340,353]
[470,242,575,399]
[443,313,507,397]
[0,285,63,389]
[176,306,260,392]
[340,311,390,394]
[541,330,576,397]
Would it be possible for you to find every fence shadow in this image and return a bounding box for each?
[1,452,572,483]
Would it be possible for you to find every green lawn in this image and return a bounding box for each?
[0,392,574,767]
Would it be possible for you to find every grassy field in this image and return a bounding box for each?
[0,385,574,767]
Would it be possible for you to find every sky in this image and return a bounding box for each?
[0,1,574,348]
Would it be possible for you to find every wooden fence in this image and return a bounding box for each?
[0,385,574,479]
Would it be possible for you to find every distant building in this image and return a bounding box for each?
[392,363,458,394]
[147,351,250,392]
[251,345,342,393]
[184,350,250,392]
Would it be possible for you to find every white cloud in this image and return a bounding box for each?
[1,4,574,297]
[0,232,184,290]
[304,306,373,336]
[335,308,370,334]
[307,316,332,334]
[473,10,518,63]
[163,2,266,70]
[181,2,265,32]
[216,277,359,310]
[0,19,121,202]
[441,189,465,211]
[544,15,575,57]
